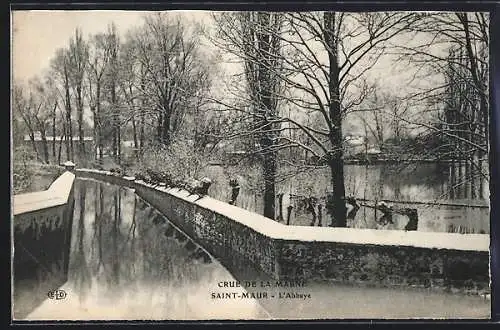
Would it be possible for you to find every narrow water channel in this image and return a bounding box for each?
[24,178,490,320]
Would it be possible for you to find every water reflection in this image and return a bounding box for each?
[343,163,489,233]
[24,178,490,320]
[344,163,489,202]
[13,200,73,319]
[26,179,267,320]
[207,163,490,233]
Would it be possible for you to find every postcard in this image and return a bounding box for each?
[11,10,491,320]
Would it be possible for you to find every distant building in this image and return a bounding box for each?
[24,130,93,141]
[23,133,94,143]
[22,132,94,157]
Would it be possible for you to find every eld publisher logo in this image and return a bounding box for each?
[47,289,67,300]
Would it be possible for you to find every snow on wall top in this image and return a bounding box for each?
[141,181,490,253]
[13,171,75,216]
[73,169,489,253]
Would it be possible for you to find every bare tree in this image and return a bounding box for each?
[102,23,122,164]
[13,84,40,161]
[31,77,59,164]
[51,48,75,161]
[212,11,418,226]
[284,12,420,226]
[44,76,59,161]
[354,89,411,154]
[68,28,89,160]
[87,29,113,161]
[392,12,489,199]
[212,12,285,220]
[118,37,140,156]
[13,80,54,164]
[126,13,213,147]
[354,89,386,149]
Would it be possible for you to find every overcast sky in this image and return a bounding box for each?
[11,10,463,123]
[11,10,416,85]
[11,10,212,83]
[12,10,481,141]
[10,10,433,135]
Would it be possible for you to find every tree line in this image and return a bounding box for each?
[12,11,489,226]
[13,13,219,166]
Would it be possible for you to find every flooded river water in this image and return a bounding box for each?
[23,178,490,320]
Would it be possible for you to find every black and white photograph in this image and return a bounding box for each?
[11,9,491,320]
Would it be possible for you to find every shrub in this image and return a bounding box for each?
[12,146,33,194]
[138,139,208,183]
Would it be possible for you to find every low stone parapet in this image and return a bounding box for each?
[75,168,490,296]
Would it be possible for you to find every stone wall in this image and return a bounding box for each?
[75,169,490,295]
[12,171,75,319]
[277,241,489,295]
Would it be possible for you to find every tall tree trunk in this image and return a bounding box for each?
[459,12,489,200]
[324,12,347,227]
[93,85,98,161]
[28,132,40,161]
[58,116,65,164]
[91,105,97,160]
[139,64,146,153]
[161,107,171,145]
[458,158,464,198]
[21,115,40,161]
[40,128,49,164]
[77,86,85,159]
[111,86,121,165]
[52,102,57,161]
[132,116,138,148]
[64,64,73,161]
[109,26,120,165]
[449,158,456,199]
[96,81,103,161]
[156,112,162,144]
[127,85,139,151]
[65,120,71,162]
[132,115,139,159]
[470,122,477,200]
[112,129,117,159]
[261,135,277,219]
[111,80,118,162]
[464,156,471,198]
[256,12,277,220]
[69,28,88,163]
[139,111,145,152]
[112,187,119,284]
[117,124,121,165]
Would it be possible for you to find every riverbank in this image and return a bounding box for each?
[12,161,490,234]
[12,162,65,194]
[23,176,491,320]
